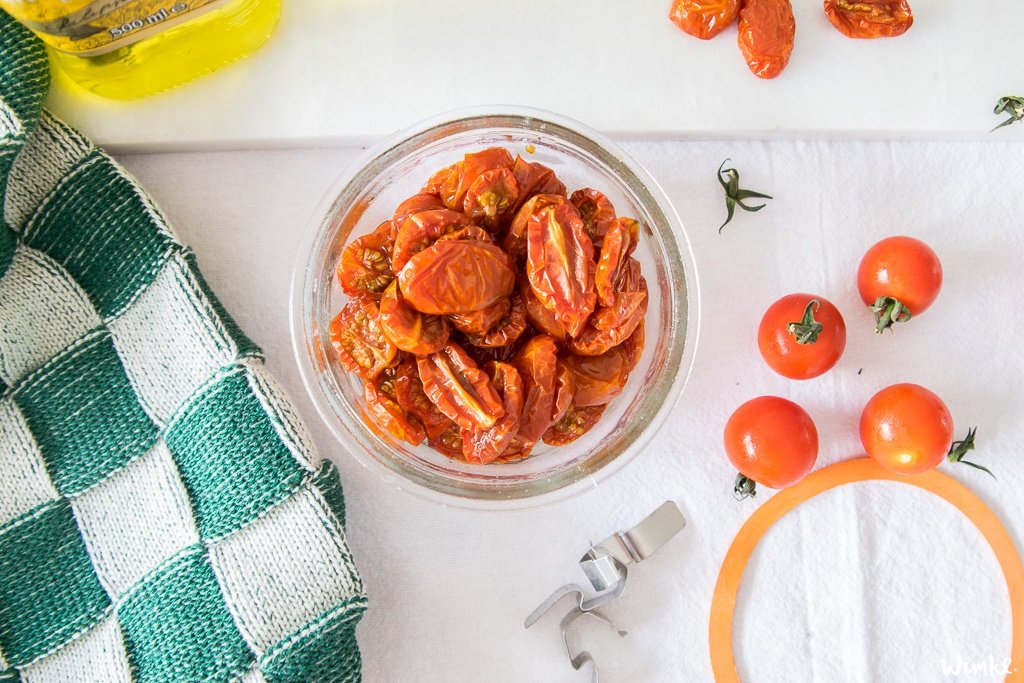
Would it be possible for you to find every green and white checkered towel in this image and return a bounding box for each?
[0,13,365,682]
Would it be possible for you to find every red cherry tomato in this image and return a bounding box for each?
[723,396,818,496]
[857,236,942,333]
[859,383,953,475]
[757,294,846,380]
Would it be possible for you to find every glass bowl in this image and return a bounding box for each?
[290,106,699,509]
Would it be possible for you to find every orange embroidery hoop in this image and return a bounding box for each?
[709,458,1024,682]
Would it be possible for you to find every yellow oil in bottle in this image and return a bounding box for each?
[0,0,280,99]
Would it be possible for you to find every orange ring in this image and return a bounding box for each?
[710,458,1024,682]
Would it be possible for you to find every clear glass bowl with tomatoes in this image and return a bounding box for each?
[291,107,698,508]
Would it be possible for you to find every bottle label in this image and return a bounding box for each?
[7,0,231,55]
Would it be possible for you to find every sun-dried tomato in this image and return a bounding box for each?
[494,436,538,462]
[570,267,648,356]
[330,297,397,380]
[566,348,629,407]
[392,209,474,272]
[511,334,559,442]
[504,193,568,262]
[449,297,511,336]
[519,278,567,342]
[621,320,645,373]
[437,226,494,244]
[464,168,519,231]
[510,155,566,213]
[595,218,635,307]
[570,189,616,248]
[422,163,459,197]
[440,148,515,211]
[394,359,449,439]
[462,361,524,464]
[364,374,426,446]
[429,421,464,458]
[551,361,575,425]
[669,0,741,39]
[379,281,449,355]
[398,239,516,315]
[418,342,505,431]
[823,0,913,39]
[466,293,527,348]
[338,222,394,298]
[543,403,607,446]
[737,0,796,80]
[526,203,597,337]
[392,193,445,235]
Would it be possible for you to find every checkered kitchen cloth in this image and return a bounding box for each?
[0,12,365,683]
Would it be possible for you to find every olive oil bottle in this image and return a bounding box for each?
[0,0,280,99]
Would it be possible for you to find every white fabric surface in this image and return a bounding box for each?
[117,140,1024,683]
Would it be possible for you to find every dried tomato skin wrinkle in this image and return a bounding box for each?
[394,359,449,439]
[363,377,426,446]
[504,193,568,263]
[526,203,597,338]
[569,189,616,248]
[737,0,796,79]
[338,221,394,298]
[823,0,913,39]
[392,209,474,272]
[463,167,520,231]
[510,156,567,213]
[378,281,449,355]
[511,334,560,442]
[449,297,511,336]
[329,297,397,380]
[462,361,525,465]
[398,239,516,315]
[669,0,741,40]
[566,347,629,407]
[519,278,567,342]
[595,218,634,307]
[417,342,505,431]
[392,194,445,236]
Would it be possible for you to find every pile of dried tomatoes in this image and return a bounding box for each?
[330,147,648,465]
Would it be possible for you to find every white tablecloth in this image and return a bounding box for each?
[118,139,1024,683]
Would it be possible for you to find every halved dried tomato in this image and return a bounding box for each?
[440,148,515,211]
[449,297,511,336]
[570,269,648,357]
[570,189,616,248]
[418,342,505,431]
[551,361,575,425]
[543,403,607,446]
[823,0,913,39]
[504,193,568,262]
[462,361,524,464]
[494,436,538,463]
[464,168,520,231]
[329,297,398,380]
[392,193,445,235]
[422,164,459,197]
[595,218,634,307]
[511,155,566,212]
[526,203,597,337]
[429,421,464,458]
[466,293,527,348]
[379,281,449,355]
[364,375,426,446]
[392,209,474,272]
[394,359,449,439]
[668,0,741,40]
[338,222,394,298]
[511,334,559,442]
[519,278,567,342]
[737,0,796,80]
[566,348,629,407]
[398,239,515,315]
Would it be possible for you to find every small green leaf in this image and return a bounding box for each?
[717,159,773,233]
[947,427,995,479]
[991,96,1024,132]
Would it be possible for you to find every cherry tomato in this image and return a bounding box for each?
[824,0,913,39]
[449,297,511,336]
[394,359,449,439]
[392,194,444,235]
[378,281,449,355]
[857,236,942,333]
[526,203,597,337]
[737,0,795,80]
[859,383,953,475]
[329,297,397,380]
[504,193,567,262]
[757,294,846,380]
[511,334,559,442]
[440,147,515,211]
[570,189,616,248]
[570,266,647,356]
[724,396,818,494]
[566,347,629,407]
[543,403,606,446]
[466,293,527,348]
[398,239,515,315]
[463,167,519,231]
[422,164,458,197]
[462,361,524,464]
[417,342,505,431]
[668,0,741,40]
[595,218,633,307]
[511,155,566,213]
[338,222,394,298]
[392,209,474,272]
[364,374,426,446]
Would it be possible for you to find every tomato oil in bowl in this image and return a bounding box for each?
[291,106,698,509]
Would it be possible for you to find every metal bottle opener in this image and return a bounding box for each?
[524,501,686,682]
